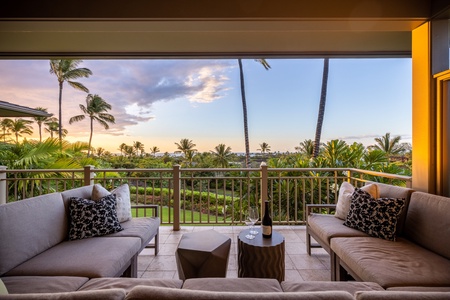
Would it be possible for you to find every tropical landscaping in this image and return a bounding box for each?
[0,59,412,225]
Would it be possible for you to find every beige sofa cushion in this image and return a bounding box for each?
[79,278,183,293]
[0,288,125,300]
[92,184,133,223]
[5,237,141,278]
[61,185,95,216]
[335,182,379,220]
[281,281,384,295]
[125,286,354,300]
[1,276,89,294]
[308,214,369,247]
[0,279,7,295]
[182,278,282,292]
[355,291,450,300]
[0,193,66,276]
[105,217,160,248]
[404,191,450,259]
[331,237,450,288]
[387,287,450,292]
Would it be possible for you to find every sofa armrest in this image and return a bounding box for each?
[130,204,160,255]
[131,204,159,218]
[306,204,337,216]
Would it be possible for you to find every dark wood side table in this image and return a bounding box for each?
[176,229,231,280]
[237,229,285,282]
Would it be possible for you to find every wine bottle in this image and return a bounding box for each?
[262,200,272,238]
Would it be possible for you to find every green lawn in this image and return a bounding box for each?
[132,206,231,223]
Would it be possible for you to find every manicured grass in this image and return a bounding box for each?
[132,206,231,223]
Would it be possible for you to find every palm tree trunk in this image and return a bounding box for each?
[38,124,42,142]
[58,81,63,143]
[88,117,93,157]
[313,58,330,158]
[238,59,251,168]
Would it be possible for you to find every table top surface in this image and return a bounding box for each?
[238,228,284,247]
[178,229,231,251]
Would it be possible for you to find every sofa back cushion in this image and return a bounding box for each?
[125,286,354,300]
[356,291,450,300]
[404,191,450,259]
[374,182,414,234]
[0,288,126,300]
[0,193,66,276]
[61,185,95,217]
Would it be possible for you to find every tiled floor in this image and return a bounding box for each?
[138,225,331,281]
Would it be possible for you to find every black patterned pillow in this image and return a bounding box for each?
[343,188,405,241]
[69,194,123,240]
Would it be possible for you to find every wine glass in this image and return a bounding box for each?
[248,206,259,235]
[244,214,255,239]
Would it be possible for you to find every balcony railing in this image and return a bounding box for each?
[0,165,411,230]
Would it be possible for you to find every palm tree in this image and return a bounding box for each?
[133,141,145,157]
[175,138,197,157]
[49,59,92,142]
[370,132,405,159]
[9,118,34,143]
[124,145,134,157]
[95,147,105,157]
[69,94,115,157]
[44,118,68,139]
[257,142,271,154]
[32,107,51,142]
[313,57,330,158]
[150,146,160,157]
[295,139,315,159]
[238,58,271,167]
[320,139,348,168]
[118,143,127,156]
[0,118,13,142]
[184,149,197,166]
[211,143,233,168]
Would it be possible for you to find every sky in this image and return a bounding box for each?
[0,58,412,154]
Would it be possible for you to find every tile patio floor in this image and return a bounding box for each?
[139,225,330,281]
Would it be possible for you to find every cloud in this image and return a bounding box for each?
[338,133,411,140]
[0,59,234,138]
[337,134,381,140]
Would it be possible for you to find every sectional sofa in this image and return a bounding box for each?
[1,183,450,299]
[1,277,450,299]
[0,184,160,280]
[306,182,450,289]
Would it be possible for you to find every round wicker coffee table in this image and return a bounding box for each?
[237,229,285,282]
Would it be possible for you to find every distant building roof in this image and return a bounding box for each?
[0,100,53,118]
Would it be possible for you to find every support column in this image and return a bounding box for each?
[260,162,268,217]
[0,166,6,204]
[83,165,95,186]
[432,19,450,196]
[412,22,433,193]
[173,165,181,231]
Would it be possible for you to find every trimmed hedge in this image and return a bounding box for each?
[129,186,236,216]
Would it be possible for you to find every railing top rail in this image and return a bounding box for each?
[347,168,412,181]
[0,166,412,182]
[1,169,86,173]
[269,168,351,172]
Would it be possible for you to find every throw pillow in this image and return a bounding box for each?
[334,182,379,220]
[91,183,110,201]
[69,194,123,240]
[0,278,8,295]
[112,184,133,223]
[343,188,405,241]
[91,183,132,222]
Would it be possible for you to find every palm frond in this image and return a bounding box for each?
[68,81,89,93]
